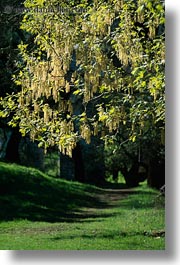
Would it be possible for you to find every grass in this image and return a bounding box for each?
[0,162,101,222]
[0,162,165,250]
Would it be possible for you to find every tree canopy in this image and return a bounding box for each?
[0,0,165,157]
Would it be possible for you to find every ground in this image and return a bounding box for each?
[0,162,165,250]
[0,182,165,250]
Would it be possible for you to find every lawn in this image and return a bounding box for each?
[0,162,165,250]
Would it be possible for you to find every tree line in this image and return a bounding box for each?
[0,0,165,188]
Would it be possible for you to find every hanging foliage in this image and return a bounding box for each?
[0,0,165,156]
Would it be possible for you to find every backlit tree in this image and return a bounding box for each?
[0,0,165,159]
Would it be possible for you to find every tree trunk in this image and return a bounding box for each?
[147,158,165,189]
[112,168,119,181]
[5,129,21,163]
[72,143,85,182]
[60,153,75,180]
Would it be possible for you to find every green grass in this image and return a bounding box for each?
[0,162,101,222]
[0,162,165,250]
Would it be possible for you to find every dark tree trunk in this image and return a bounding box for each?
[124,163,140,187]
[5,129,21,163]
[121,162,148,188]
[112,168,119,181]
[147,158,165,189]
[80,137,105,184]
[60,153,75,180]
[72,143,85,182]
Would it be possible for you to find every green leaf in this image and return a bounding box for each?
[73,90,81,95]
[99,114,108,122]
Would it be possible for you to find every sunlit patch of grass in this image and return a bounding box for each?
[0,203,165,250]
[105,172,126,184]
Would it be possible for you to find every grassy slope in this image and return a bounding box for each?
[0,162,165,250]
[0,162,101,222]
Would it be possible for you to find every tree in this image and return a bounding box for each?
[104,126,164,187]
[0,0,165,185]
[0,0,26,162]
[0,0,25,97]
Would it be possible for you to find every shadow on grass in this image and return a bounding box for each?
[0,162,164,222]
[0,162,114,222]
[50,229,165,242]
[95,181,128,189]
[0,185,109,222]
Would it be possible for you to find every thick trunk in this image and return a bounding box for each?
[112,168,119,181]
[18,137,44,170]
[72,143,85,182]
[121,162,148,188]
[147,158,165,189]
[60,143,85,182]
[123,163,139,187]
[5,129,21,163]
[60,153,75,181]
[60,139,105,184]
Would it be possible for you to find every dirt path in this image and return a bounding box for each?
[95,188,135,207]
[77,188,135,219]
